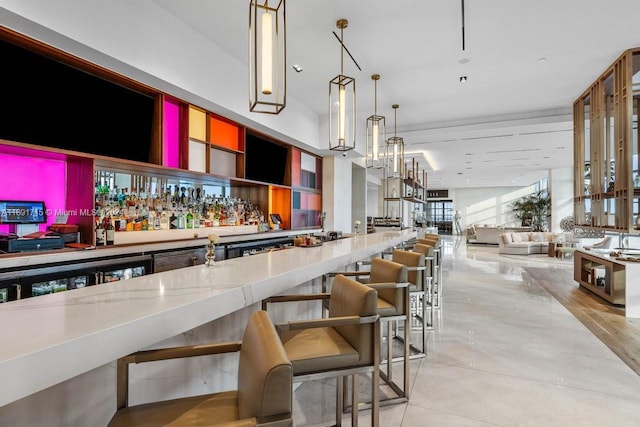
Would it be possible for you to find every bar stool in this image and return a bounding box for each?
[108,310,293,427]
[397,245,432,355]
[263,274,381,427]
[325,258,411,405]
[417,237,443,309]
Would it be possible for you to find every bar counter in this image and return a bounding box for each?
[0,229,415,410]
[0,228,314,270]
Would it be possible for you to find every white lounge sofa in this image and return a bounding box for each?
[468,226,533,245]
[498,231,556,255]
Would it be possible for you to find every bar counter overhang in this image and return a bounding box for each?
[0,229,415,409]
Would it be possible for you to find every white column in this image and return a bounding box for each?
[549,167,574,233]
[322,156,352,232]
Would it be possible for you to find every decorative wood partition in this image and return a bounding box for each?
[573,48,640,234]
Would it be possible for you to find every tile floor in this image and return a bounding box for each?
[292,235,640,426]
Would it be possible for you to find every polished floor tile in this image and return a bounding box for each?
[292,235,640,426]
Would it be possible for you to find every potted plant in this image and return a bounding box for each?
[510,190,550,232]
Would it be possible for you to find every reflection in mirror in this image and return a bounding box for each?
[94,169,265,232]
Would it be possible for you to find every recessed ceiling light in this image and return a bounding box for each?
[292,64,303,72]
[459,58,470,64]
[459,76,468,83]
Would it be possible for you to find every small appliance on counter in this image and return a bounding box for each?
[0,234,64,252]
[270,213,283,230]
[314,231,343,242]
[46,223,80,244]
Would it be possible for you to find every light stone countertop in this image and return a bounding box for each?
[0,229,415,407]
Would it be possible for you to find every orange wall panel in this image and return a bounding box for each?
[210,115,240,151]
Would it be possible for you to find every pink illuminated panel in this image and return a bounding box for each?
[0,153,66,232]
[163,98,180,168]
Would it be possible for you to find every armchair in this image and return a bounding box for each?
[108,310,293,427]
[262,274,381,427]
[325,258,411,405]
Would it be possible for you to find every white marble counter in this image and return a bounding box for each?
[0,228,318,271]
[0,229,414,407]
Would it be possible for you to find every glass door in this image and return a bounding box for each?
[426,200,453,234]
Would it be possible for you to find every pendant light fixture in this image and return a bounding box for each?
[366,74,385,168]
[249,0,286,114]
[386,104,405,178]
[329,19,356,152]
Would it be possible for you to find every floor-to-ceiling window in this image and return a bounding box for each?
[426,200,453,234]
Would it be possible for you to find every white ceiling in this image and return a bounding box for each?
[7,0,640,189]
[149,0,640,189]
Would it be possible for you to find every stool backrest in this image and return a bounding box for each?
[369,258,408,315]
[329,274,379,365]
[392,249,425,290]
[413,243,432,257]
[238,310,293,421]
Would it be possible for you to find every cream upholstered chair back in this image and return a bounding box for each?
[585,235,612,249]
[238,310,293,421]
[328,274,379,366]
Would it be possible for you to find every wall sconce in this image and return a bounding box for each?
[329,19,356,152]
[385,104,405,178]
[249,0,286,114]
[366,74,385,168]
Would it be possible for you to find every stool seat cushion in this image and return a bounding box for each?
[109,391,252,427]
[377,297,398,317]
[282,326,360,374]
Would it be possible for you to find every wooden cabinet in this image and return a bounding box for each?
[153,248,208,273]
[574,250,626,305]
[0,29,322,246]
[291,148,321,229]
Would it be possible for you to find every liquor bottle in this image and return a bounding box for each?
[154,211,161,230]
[160,212,170,230]
[169,211,177,229]
[177,209,186,229]
[186,208,194,229]
[95,219,105,246]
[106,217,115,245]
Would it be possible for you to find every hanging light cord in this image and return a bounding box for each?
[394,107,397,137]
[374,79,378,115]
[332,31,362,71]
[461,0,466,51]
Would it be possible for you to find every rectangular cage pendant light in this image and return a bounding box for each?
[329,74,356,151]
[249,0,286,114]
[329,19,356,151]
[385,104,404,178]
[366,74,385,168]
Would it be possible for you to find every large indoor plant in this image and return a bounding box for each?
[510,190,551,232]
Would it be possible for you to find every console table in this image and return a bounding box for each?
[573,249,640,317]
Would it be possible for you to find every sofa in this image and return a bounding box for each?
[498,231,556,255]
[467,225,533,245]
